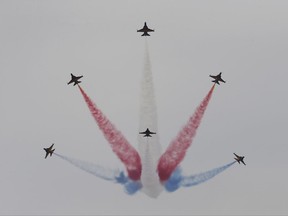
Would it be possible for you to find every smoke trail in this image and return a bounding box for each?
[181,161,236,187]
[164,161,236,192]
[158,84,216,181]
[164,167,183,192]
[140,140,163,198]
[55,153,142,195]
[138,40,163,198]
[54,153,120,181]
[113,171,143,195]
[77,86,142,181]
[138,40,161,159]
[124,180,143,195]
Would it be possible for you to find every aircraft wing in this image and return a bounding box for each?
[137,28,145,32]
[218,77,225,82]
[147,28,154,32]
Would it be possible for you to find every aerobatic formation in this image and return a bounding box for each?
[44,22,245,198]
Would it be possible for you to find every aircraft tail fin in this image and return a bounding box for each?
[212,80,220,85]
[234,158,240,163]
[142,32,150,36]
[74,81,81,86]
[50,149,55,156]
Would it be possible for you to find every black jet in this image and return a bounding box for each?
[234,153,246,165]
[44,144,55,159]
[139,128,156,137]
[137,22,154,36]
[209,72,226,85]
[67,73,83,86]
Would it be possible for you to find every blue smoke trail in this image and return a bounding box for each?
[124,179,143,195]
[164,161,236,192]
[115,171,143,195]
[54,153,119,181]
[164,167,183,192]
[181,161,236,187]
[54,153,142,195]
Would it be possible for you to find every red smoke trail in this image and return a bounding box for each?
[78,85,142,181]
[157,84,215,181]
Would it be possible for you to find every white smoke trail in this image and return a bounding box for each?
[140,139,163,198]
[138,39,163,198]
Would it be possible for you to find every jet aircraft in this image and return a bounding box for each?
[233,153,246,165]
[139,128,156,137]
[209,72,226,85]
[44,144,55,159]
[67,73,83,86]
[137,22,154,36]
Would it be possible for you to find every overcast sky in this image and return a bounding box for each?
[1,0,288,215]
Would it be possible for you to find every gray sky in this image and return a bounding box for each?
[1,0,288,215]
